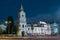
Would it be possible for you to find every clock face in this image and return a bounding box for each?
[22,14,24,17]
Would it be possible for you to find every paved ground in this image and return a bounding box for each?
[0,36,60,40]
[0,38,60,40]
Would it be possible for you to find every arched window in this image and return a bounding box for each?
[40,24,44,27]
[28,28,30,30]
[22,14,24,17]
[22,25,24,28]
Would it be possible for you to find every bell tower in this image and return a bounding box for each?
[18,4,27,36]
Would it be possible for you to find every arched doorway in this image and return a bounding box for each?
[22,31,25,36]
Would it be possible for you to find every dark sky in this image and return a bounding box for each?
[0,0,60,24]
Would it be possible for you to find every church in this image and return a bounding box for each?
[17,4,51,36]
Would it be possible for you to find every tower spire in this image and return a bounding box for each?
[20,4,24,11]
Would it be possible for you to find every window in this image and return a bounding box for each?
[22,25,24,28]
[28,28,30,30]
[41,29,43,31]
[40,24,44,27]
[41,29,44,34]
[47,28,49,31]
[22,14,24,17]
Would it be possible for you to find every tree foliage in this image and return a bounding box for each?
[6,16,14,34]
[14,25,19,34]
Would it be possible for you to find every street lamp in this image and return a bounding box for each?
[5,21,12,24]
[5,21,8,24]
[5,21,12,34]
[9,21,12,24]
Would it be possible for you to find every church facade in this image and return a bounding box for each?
[18,4,27,36]
[18,4,51,36]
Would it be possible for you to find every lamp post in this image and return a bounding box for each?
[5,21,8,24]
[5,21,12,34]
[5,21,12,24]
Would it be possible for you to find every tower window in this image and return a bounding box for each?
[28,28,30,30]
[40,24,44,27]
[22,25,24,28]
[22,14,24,17]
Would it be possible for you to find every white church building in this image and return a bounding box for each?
[18,4,51,36]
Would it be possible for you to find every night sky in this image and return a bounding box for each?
[0,0,60,24]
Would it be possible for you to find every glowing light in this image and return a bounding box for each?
[5,21,8,24]
[9,21,11,23]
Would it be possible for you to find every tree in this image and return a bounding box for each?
[0,26,3,34]
[14,25,19,34]
[6,16,14,34]
[31,23,34,34]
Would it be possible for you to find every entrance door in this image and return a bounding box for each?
[22,31,25,36]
